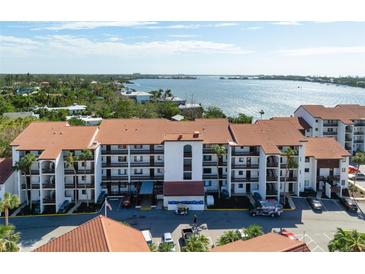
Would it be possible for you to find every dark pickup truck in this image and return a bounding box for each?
[181,228,194,244]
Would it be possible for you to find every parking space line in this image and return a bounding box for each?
[322,233,331,240]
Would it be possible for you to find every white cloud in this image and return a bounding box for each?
[145,22,238,29]
[272,21,301,26]
[32,21,157,31]
[168,34,198,38]
[277,46,365,56]
[0,35,253,57]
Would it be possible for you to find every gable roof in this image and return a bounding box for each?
[211,232,310,252]
[97,118,233,145]
[305,137,351,159]
[33,215,150,252]
[11,122,98,160]
[270,116,311,130]
[0,158,13,185]
[230,119,307,154]
[298,104,365,125]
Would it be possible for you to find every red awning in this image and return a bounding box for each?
[163,181,205,196]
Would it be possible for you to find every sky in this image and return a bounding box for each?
[0,21,365,76]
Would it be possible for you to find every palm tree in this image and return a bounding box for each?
[0,225,20,252]
[328,228,365,252]
[0,192,20,226]
[148,243,158,252]
[182,234,210,252]
[158,242,174,252]
[212,145,226,199]
[65,151,78,202]
[14,153,36,211]
[164,89,172,98]
[78,150,93,207]
[351,152,365,196]
[282,147,298,204]
[243,224,264,240]
[217,230,242,246]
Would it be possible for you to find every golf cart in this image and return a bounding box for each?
[175,204,189,215]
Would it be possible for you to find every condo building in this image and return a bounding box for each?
[294,104,365,153]
[10,117,350,213]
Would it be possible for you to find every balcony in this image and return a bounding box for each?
[154,162,164,167]
[203,161,218,166]
[102,175,128,181]
[231,164,259,169]
[102,149,128,155]
[267,162,279,168]
[65,183,76,189]
[130,162,151,167]
[266,176,278,181]
[231,150,259,156]
[131,175,164,181]
[280,176,297,182]
[353,139,364,144]
[318,175,340,181]
[231,177,259,182]
[323,131,337,136]
[203,174,227,180]
[43,197,55,204]
[354,122,365,127]
[130,149,164,155]
[102,162,128,168]
[42,168,55,174]
[22,183,40,189]
[323,123,338,127]
[42,182,55,189]
[64,169,95,175]
[30,170,40,175]
[353,131,364,135]
[77,183,94,188]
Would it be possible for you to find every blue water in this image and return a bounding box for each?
[127,77,365,119]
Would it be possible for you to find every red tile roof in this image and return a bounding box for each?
[11,122,99,159]
[163,181,205,196]
[211,232,310,252]
[271,116,311,130]
[33,215,150,252]
[0,158,13,185]
[97,118,233,145]
[305,137,351,159]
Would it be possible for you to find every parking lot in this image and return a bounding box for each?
[10,197,365,252]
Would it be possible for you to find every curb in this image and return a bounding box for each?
[1,211,98,219]
[207,208,248,211]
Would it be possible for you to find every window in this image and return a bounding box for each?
[315,119,318,123]
[305,168,310,173]
[157,168,162,174]
[81,176,86,181]
[341,180,345,186]
[305,157,310,163]
[134,169,143,175]
[304,180,309,187]
[342,158,346,162]
[203,155,212,161]
[183,145,192,157]
[342,168,346,172]
[81,162,85,167]
[204,181,212,187]
[118,145,126,149]
[118,156,126,162]
[81,190,87,195]
[238,184,243,189]
[238,170,243,176]
[134,145,143,149]
[184,172,192,180]
[238,157,244,163]
[252,184,259,191]
[134,156,143,162]
[157,155,163,161]
[315,128,318,131]
[203,168,212,174]
[118,169,126,175]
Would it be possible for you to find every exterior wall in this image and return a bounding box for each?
[294,106,319,136]
[164,141,203,181]
[258,148,267,198]
[337,121,346,148]
[0,173,16,200]
[94,145,102,203]
[55,154,65,212]
[340,157,349,188]
[163,196,205,210]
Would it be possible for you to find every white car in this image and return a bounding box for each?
[142,230,153,245]
[162,232,176,252]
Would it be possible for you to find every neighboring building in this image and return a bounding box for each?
[0,158,16,200]
[121,90,152,103]
[171,114,185,121]
[294,104,365,153]
[211,232,310,252]
[160,96,186,106]
[33,215,150,252]
[3,112,39,119]
[178,103,203,119]
[35,103,87,115]
[66,115,102,126]
[10,117,350,213]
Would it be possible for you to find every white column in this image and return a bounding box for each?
[277,155,281,201]
[127,145,131,190]
[39,160,44,213]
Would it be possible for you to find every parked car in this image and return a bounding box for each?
[142,230,153,245]
[162,232,176,251]
[339,196,358,212]
[253,192,263,203]
[249,200,283,217]
[306,197,323,212]
[301,187,316,197]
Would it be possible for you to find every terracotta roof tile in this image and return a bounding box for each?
[305,137,351,159]
[211,232,310,252]
[0,158,13,185]
[231,119,307,154]
[33,215,150,252]
[11,122,99,159]
[97,118,232,145]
